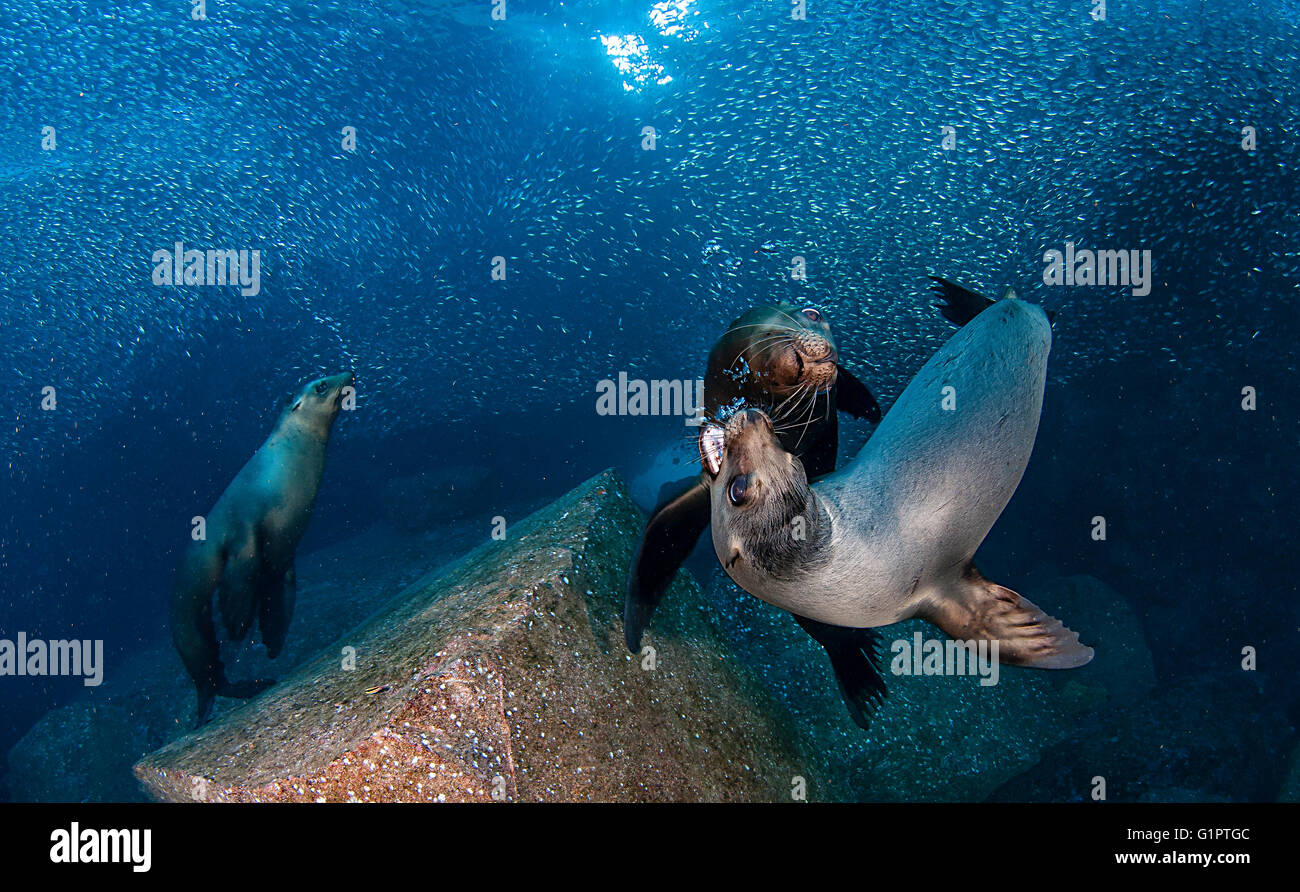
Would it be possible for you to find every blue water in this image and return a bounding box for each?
[1,0,1296,799]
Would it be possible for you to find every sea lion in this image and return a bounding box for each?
[625,302,886,726]
[170,372,354,726]
[701,296,1093,701]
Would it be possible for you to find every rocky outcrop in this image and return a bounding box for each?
[7,704,149,803]
[380,464,493,532]
[13,465,1177,804]
[4,509,527,801]
[134,471,807,803]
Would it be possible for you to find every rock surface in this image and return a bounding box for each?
[10,466,1195,803]
[4,508,533,801]
[133,471,807,803]
[6,704,148,803]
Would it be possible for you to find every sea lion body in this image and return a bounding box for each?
[624,302,888,727]
[625,302,881,645]
[709,298,1092,669]
[170,372,353,725]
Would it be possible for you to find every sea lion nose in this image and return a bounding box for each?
[740,408,772,430]
[794,331,832,361]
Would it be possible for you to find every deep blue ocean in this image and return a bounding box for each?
[0,0,1296,802]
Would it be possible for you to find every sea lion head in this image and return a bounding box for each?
[279,371,355,436]
[701,408,822,583]
[708,302,841,421]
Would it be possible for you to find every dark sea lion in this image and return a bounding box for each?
[625,302,885,726]
[170,372,353,726]
[702,297,1093,707]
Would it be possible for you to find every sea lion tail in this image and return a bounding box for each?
[624,476,711,652]
[921,565,1094,669]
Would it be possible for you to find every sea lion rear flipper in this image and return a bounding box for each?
[793,614,887,729]
[258,564,297,659]
[170,543,227,727]
[625,476,711,652]
[922,565,1094,669]
[216,531,261,641]
[928,275,995,327]
[834,366,882,423]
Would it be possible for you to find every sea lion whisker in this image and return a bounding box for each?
[721,322,800,336]
[741,333,796,360]
[772,381,813,422]
[792,388,820,451]
[768,389,804,423]
[771,305,812,331]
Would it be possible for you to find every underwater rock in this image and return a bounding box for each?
[7,704,150,802]
[134,471,806,803]
[988,672,1293,802]
[1277,745,1300,802]
[626,436,698,512]
[700,570,1153,802]
[1033,575,1156,704]
[380,464,493,532]
[3,521,494,802]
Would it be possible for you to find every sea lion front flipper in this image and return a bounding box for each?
[928,275,995,327]
[625,476,711,652]
[921,565,1095,669]
[834,366,883,423]
[793,614,887,729]
[259,564,297,659]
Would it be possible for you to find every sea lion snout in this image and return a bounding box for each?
[793,330,835,362]
[329,371,355,405]
[724,408,774,444]
[720,409,791,488]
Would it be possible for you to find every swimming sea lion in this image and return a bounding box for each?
[625,302,886,726]
[702,296,1093,692]
[170,372,354,726]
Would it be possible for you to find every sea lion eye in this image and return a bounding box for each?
[801,307,823,323]
[728,474,750,505]
[314,382,329,395]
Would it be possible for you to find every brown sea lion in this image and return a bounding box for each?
[625,302,886,727]
[703,296,1092,697]
[170,372,353,726]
